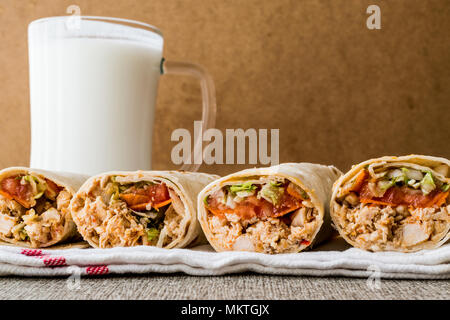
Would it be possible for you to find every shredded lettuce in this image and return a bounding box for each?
[380,168,436,194]
[420,172,436,195]
[235,190,255,198]
[259,183,284,206]
[402,168,423,181]
[203,195,209,205]
[107,182,120,203]
[135,181,154,189]
[147,228,160,242]
[378,180,394,191]
[387,169,406,186]
[441,184,450,192]
[34,191,45,200]
[111,190,120,202]
[116,180,153,193]
[22,175,47,199]
[269,181,283,187]
[400,168,409,184]
[300,189,309,199]
[230,182,256,195]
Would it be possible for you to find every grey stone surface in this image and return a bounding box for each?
[0,275,448,300]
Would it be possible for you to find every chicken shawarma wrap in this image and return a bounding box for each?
[198,163,342,254]
[70,171,218,248]
[0,167,88,248]
[331,155,450,252]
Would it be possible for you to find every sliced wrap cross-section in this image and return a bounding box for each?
[331,155,450,252]
[70,171,218,248]
[0,167,88,248]
[198,163,342,254]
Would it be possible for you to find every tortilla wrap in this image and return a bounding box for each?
[198,163,342,254]
[0,167,88,248]
[330,155,450,252]
[70,170,218,249]
[0,240,89,249]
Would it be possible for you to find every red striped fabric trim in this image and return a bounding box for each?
[21,249,43,256]
[43,256,67,267]
[86,265,109,275]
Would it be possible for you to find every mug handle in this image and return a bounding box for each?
[162,60,217,172]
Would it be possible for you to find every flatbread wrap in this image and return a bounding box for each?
[0,167,88,248]
[70,171,218,248]
[331,155,450,252]
[198,163,342,253]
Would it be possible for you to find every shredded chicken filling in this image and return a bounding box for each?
[72,177,186,248]
[204,178,318,253]
[0,174,70,247]
[335,165,450,250]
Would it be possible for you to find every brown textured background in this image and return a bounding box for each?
[0,0,449,176]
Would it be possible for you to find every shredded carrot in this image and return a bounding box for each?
[272,203,303,217]
[348,170,368,193]
[360,198,394,206]
[154,199,172,209]
[206,206,232,219]
[129,203,150,211]
[427,191,449,207]
[0,189,31,208]
[14,198,32,208]
[0,189,13,200]
[130,198,172,211]
[119,193,149,206]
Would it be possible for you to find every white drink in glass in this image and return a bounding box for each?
[28,18,163,175]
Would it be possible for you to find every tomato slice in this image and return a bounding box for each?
[206,189,302,220]
[0,176,33,208]
[359,181,446,208]
[120,183,171,211]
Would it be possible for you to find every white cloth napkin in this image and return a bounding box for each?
[0,239,449,279]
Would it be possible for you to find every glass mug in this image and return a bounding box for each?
[28,16,216,175]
